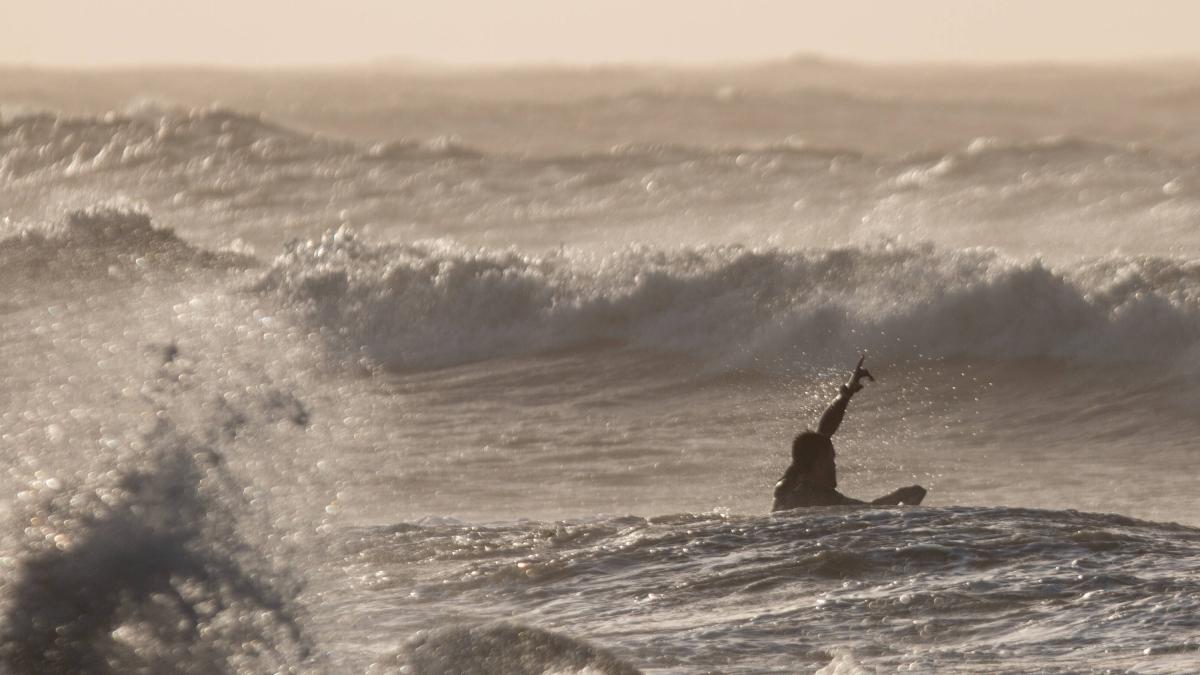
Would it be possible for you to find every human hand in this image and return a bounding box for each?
[845,354,875,393]
[895,485,926,505]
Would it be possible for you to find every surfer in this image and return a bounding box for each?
[772,356,926,511]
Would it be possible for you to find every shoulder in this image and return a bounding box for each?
[773,481,863,510]
[773,479,819,510]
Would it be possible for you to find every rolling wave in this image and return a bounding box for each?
[4,106,1195,187]
[0,107,327,179]
[255,229,1200,372]
[8,108,1199,265]
[6,107,1200,266]
[0,106,487,181]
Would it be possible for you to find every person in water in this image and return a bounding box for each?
[772,356,926,511]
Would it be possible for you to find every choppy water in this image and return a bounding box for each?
[2,67,1200,673]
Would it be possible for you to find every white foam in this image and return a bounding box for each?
[255,231,1200,372]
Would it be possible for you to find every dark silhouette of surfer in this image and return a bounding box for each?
[772,356,926,511]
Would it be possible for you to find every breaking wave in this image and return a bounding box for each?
[255,228,1200,372]
[0,107,323,179]
[0,205,251,309]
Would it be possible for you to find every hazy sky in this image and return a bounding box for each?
[4,0,1199,67]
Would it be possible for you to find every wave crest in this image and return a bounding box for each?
[0,106,334,180]
[0,106,496,182]
[1,205,248,273]
[255,231,1200,371]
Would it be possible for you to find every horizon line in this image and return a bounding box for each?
[5,51,1200,73]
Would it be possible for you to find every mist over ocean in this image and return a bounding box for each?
[3,61,1200,673]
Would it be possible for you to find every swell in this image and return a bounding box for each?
[347,508,1200,672]
[357,507,1200,591]
[5,106,1197,190]
[371,621,642,675]
[255,230,1200,373]
[0,106,482,181]
[0,106,335,180]
[7,108,1199,263]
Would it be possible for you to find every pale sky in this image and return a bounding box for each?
[4,0,1199,67]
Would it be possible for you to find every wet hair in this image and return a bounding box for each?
[791,431,833,471]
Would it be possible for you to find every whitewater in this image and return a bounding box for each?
[2,64,1200,673]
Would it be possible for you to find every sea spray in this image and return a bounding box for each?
[0,344,313,674]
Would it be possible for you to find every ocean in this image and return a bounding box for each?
[2,62,1199,673]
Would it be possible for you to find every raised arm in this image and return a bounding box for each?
[816,355,874,437]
